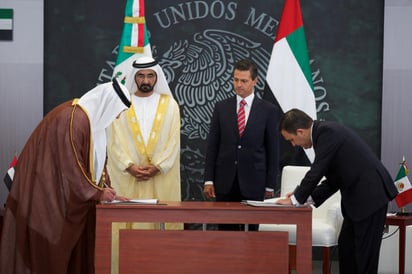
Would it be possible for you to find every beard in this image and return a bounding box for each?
[137,84,154,93]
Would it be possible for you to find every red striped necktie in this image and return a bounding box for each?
[238,99,246,137]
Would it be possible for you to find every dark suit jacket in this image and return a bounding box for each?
[294,121,398,221]
[204,95,279,200]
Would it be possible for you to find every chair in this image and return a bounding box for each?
[259,165,343,274]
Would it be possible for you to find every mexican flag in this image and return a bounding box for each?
[112,0,152,84]
[3,155,17,191]
[394,159,412,208]
[266,0,316,162]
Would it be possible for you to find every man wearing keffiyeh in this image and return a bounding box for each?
[0,79,131,274]
[107,56,182,230]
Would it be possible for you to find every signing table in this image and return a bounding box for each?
[95,201,312,274]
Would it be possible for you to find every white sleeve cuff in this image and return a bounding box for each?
[291,195,300,206]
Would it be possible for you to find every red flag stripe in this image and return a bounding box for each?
[274,0,304,43]
[8,155,17,168]
[139,0,145,16]
[137,0,145,47]
[395,188,412,208]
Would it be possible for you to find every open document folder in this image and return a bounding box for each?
[103,199,159,204]
[241,197,291,207]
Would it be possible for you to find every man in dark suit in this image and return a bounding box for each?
[203,59,280,231]
[277,108,398,274]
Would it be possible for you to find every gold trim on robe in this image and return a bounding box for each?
[126,94,170,164]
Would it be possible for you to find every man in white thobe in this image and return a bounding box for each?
[107,57,182,273]
[107,57,181,228]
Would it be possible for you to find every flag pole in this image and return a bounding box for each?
[397,206,411,216]
[394,157,412,215]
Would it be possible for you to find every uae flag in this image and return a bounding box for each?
[112,0,152,84]
[0,9,13,41]
[394,158,412,208]
[3,155,17,191]
[266,0,316,162]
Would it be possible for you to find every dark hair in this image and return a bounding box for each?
[279,108,313,133]
[234,59,258,80]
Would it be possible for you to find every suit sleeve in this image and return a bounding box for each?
[294,125,343,204]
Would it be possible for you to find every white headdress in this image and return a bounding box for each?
[77,79,131,182]
[125,56,172,95]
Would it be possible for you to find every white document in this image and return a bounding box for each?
[105,199,159,204]
[241,198,289,207]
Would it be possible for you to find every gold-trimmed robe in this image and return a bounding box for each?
[0,101,103,274]
[107,94,181,222]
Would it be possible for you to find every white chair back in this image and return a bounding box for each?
[260,165,343,273]
[280,165,341,220]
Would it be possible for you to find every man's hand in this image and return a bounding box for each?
[203,185,215,199]
[100,187,117,202]
[114,195,130,202]
[275,197,293,205]
[127,164,159,181]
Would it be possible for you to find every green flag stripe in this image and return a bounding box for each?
[115,0,134,65]
[143,25,150,46]
[395,165,407,181]
[125,0,134,17]
[115,0,150,65]
[0,9,13,19]
[285,27,314,91]
[115,23,133,65]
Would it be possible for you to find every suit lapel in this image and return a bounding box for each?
[243,97,260,135]
[228,97,240,138]
[227,96,261,138]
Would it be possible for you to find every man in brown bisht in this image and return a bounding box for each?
[0,79,131,274]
